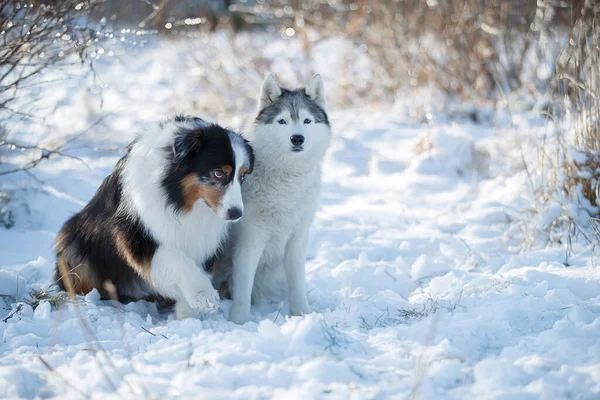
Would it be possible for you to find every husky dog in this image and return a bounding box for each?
[214,74,331,324]
[54,115,254,319]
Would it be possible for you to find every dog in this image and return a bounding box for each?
[213,74,331,324]
[54,115,254,319]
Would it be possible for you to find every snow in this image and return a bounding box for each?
[1,37,600,399]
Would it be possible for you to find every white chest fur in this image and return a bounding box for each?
[246,164,319,231]
[121,139,228,265]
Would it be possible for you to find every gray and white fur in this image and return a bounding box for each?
[213,74,331,324]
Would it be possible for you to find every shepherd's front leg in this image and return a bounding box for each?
[150,246,219,319]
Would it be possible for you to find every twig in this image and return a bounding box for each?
[0,109,117,176]
[57,108,118,151]
[383,270,397,282]
[569,217,592,245]
[38,356,89,399]
[141,326,168,339]
[141,326,156,336]
[273,308,281,323]
[103,282,156,400]
[2,303,23,323]
[0,144,89,175]
[589,217,600,240]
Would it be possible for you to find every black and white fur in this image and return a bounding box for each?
[54,115,254,319]
[213,74,331,324]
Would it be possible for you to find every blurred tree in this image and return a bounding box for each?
[0,0,103,119]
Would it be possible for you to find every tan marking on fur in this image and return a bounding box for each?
[54,230,68,250]
[102,280,119,301]
[239,165,248,178]
[57,255,94,297]
[181,173,225,212]
[157,298,176,307]
[222,165,233,174]
[114,230,152,281]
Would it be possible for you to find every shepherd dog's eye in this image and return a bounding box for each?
[212,169,224,179]
[278,119,287,125]
[304,118,312,124]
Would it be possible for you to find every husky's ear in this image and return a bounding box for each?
[173,129,204,162]
[305,74,326,110]
[259,73,282,109]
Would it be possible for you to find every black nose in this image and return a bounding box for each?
[226,207,242,220]
[290,134,305,146]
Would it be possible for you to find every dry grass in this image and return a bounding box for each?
[412,134,435,156]
[93,1,578,109]
[0,190,14,229]
[552,2,600,212]
[27,287,68,309]
[512,2,600,246]
[562,149,600,208]
[398,306,433,321]
[0,0,102,117]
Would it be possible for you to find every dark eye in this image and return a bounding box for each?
[304,118,312,124]
[212,169,224,179]
[278,119,287,125]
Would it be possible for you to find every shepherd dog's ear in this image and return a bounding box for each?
[173,128,205,162]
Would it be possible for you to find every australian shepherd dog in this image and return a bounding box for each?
[54,115,254,319]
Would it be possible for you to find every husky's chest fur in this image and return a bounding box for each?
[245,160,320,226]
[241,159,320,260]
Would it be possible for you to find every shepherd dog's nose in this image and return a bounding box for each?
[226,207,242,221]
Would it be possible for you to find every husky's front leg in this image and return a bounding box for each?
[229,227,267,324]
[150,246,220,319]
[284,226,312,316]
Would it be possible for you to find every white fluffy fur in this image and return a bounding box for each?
[305,74,327,110]
[121,118,247,319]
[228,75,331,324]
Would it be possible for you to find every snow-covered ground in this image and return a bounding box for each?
[1,37,599,399]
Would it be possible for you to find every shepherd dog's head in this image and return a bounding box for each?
[161,115,254,221]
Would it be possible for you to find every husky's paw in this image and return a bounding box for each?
[291,307,313,317]
[188,287,220,314]
[290,303,313,317]
[229,304,251,325]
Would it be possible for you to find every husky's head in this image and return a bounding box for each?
[250,74,330,161]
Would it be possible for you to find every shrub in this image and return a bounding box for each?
[0,1,103,118]
[552,2,600,212]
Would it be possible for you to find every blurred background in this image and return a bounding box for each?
[0,0,599,232]
[2,4,600,397]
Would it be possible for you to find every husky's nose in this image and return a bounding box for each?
[226,207,243,221]
[290,134,305,146]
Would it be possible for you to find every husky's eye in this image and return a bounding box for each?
[278,119,287,125]
[212,169,224,179]
[304,118,312,124]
